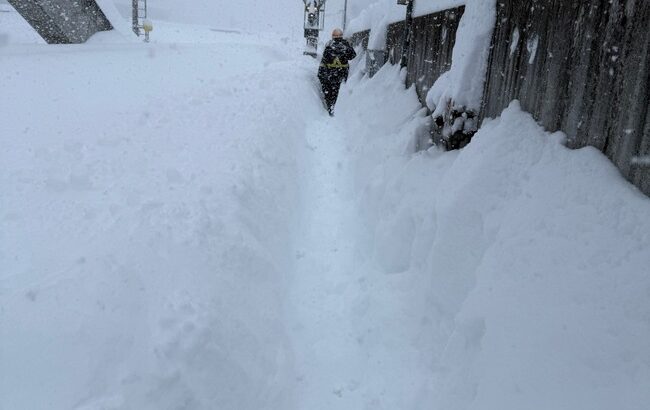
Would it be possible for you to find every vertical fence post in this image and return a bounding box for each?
[400,0,415,69]
[132,0,139,35]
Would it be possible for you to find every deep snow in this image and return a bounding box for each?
[2,5,650,410]
[0,33,316,409]
[338,65,650,408]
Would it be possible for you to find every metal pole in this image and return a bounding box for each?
[132,0,139,35]
[343,0,348,31]
[399,0,414,68]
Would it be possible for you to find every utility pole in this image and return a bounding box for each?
[303,0,326,57]
[132,0,147,35]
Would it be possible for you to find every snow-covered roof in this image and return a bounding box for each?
[347,0,465,34]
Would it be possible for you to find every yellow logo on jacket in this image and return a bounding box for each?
[326,57,348,69]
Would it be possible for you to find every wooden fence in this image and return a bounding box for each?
[351,0,650,196]
[385,6,464,104]
[481,0,650,194]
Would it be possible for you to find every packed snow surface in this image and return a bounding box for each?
[2,13,650,410]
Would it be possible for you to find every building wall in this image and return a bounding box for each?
[386,6,463,104]
[7,0,113,43]
[350,29,369,49]
[481,0,649,195]
[352,0,650,196]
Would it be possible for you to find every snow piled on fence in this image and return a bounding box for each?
[336,62,650,409]
[426,0,496,115]
[346,0,496,115]
[347,0,464,34]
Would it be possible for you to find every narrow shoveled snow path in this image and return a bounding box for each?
[4,32,649,410]
[285,79,440,409]
[289,115,367,409]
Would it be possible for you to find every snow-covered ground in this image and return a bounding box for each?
[0,2,44,44]
[2,3,650,410]
[337,66,650,409]
[0,30,317,409]
[109,0,302,39]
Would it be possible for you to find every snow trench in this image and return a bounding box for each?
[1,39,650,410]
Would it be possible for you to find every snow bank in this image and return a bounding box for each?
[0,40,319,409]
[347,0,495,115]
[426,0,496,115]
[335,63,650,408]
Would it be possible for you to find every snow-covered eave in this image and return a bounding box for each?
[413,0,465,20]
[95,0,138,39]
[347,0,466,34]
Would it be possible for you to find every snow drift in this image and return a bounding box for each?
[1,3,649,408]
[335,62,650,409]
[0,39,319,410]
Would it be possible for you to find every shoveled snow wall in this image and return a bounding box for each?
[337,64,650,410]
[351,0,650,196]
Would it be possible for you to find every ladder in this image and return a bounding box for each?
[132,0,148,36]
